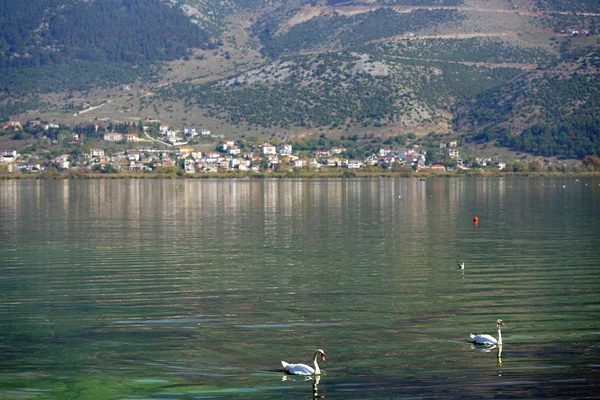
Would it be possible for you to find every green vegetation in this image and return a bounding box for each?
[456,51,600,158]
[0,0,212,100]
[535,0,600,13]
[255,8,464,58]
[539,12,600,34]
[155,52,520,129]
[372,37,558,65]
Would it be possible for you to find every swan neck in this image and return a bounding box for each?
[497,325,503,344]
[313,353,321,375]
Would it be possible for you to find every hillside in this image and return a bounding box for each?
[455,50,600,158]
[1,0,600,159]
[0,0,213,97]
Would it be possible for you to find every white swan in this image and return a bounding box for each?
[281,349,325,375]
[470,319,505,345]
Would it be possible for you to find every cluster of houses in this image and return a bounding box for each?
[0,119,509,173]
[101,124,216,146]
[1,136,507,174]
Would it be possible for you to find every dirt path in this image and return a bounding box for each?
[328,4,600,18]
[284,3,600,28]
[387,55,538,70]
[365,31,521,44]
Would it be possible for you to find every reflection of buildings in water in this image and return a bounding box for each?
[263,179,314,247]
[0,181,19,249]
[61,179,69,213]
[498,177,505,199]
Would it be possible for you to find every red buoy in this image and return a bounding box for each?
[473,216,479,223]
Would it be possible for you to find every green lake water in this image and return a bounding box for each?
[0,178,599,399]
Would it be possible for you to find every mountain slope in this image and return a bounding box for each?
[455,51,600,158]
[0,0,213,96]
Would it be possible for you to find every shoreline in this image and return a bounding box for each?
[2,170,599,180]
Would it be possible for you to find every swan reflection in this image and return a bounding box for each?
[470,343,503,366]
[470,344,497,353]
[313,375,325,399]
[280,374,325,398]
[497,345,503,366]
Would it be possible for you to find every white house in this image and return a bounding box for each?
[127,151,142,162]
[54,154,70,169]
[278,144,293,156]
[227,146,241,156]
[0,149,18,159]
[0,151,17,164]
[292,158,307,168]
[204,152,221,165]
[124,133,139,142]
[104,132,123,142]
[379,148,392,157]
[219,140,235,151]
[159,124,170,133]
[90,149,105,158]
[184,127,197,137]
[348,160,363,169]
[261,143,277,155]
[184,159,196,174]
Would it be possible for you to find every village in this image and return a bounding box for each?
[1,119,510,175]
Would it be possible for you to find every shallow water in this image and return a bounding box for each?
[0,178,599,399]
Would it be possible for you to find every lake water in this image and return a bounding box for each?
[0,178,599,399]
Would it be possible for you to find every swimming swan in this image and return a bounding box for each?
[282,349,325,375]
[470,319,505,345]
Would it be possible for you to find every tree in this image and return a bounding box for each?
[583,155,600,170]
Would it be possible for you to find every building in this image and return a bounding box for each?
[227,146,241,156]
[348,160,363,169]
[261,143,277,155]
[124,133,139,142]
[159,124,170,133]
[104,132,123,142]
[178,146,195,158]
[278,144,293,156]
[90,149,105,158]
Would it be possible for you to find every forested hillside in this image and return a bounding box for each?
[455,51,600,158]
[254,8,464,58]
[0,0,212,96]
